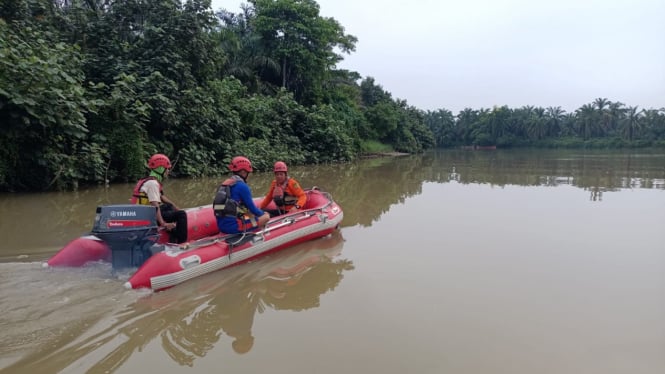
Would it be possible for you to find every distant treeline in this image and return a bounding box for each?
[426,99,665,149]
[0,1,663,192]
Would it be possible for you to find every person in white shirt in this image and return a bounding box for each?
[130,153,187,243]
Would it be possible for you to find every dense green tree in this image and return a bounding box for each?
[545,106,565,137]
[425,109,456,147]
[0,17,94,190]
[576,104,598,140]
[216,6,280,94]
[249,0,357,105]
[621,106,642,142]
[1,0,663,192]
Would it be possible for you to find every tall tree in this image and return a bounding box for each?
[249,0,357,105]
[425,109,456,147]
[593,97,611,136]
[545,106,565,137]
[607,101,626,136]
[576,104,598,140]
[621,106,642,142]
[216,6,279,94]
[0,9,94,190]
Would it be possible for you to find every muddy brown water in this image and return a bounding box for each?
[1,149,664,373]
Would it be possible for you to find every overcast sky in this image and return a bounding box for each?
[210,0,664,114]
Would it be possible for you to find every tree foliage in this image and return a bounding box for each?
[0,17,94,190]
[1,0,661,192]
[423,99,665,149]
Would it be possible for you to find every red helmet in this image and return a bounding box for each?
[273,161,288,173]
[232,335,254,354]
[229,156,253,172]
[148,153,171,169]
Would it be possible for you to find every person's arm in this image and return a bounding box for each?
[160,194,179,211]
[150,201,174,230]
[259,180,276,209]
[144,181,175,230]
[238,183,266,217]
[289,179,307,211]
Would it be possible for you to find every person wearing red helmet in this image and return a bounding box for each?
[213,156,270,234]
[259,161,307,217]
[130,153,188,243]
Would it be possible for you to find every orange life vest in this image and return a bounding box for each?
[130,177,162,205]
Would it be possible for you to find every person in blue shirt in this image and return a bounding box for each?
[213,156,270,234]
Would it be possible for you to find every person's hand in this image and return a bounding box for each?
[289,207,298,213]
[258,212,270,229]
[164,222,176,231]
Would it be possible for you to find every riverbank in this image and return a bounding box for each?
[360,152,411,158]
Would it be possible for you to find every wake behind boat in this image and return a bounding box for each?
[45,188,343,291]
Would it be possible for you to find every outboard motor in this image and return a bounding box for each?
[91,204,160,269]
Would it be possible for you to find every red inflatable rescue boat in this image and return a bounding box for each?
[45,188,343,291]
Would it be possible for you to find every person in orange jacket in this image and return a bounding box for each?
[259,161,307,217]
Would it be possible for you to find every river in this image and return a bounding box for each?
[1,148,664,373]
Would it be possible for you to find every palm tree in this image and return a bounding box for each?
[593,97,610,111]
[641,108,665,140]
[607,101,626,136]
[511,106,535,138]
[531,107,547,140]
[576,104,598,140]
[621,106,642,142]
[456,108,478,145]
[488,105,510,142]
[425,109,456,147]
[217,7,279,94]
[559,113,576,137]
[545,106,565,137]
[593,97,611,136]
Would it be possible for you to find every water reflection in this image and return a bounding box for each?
[312,149,665,228]
[1,149,663,258]
[423,149,665,191]
[131,231,350,363]
[2,231,352,371]
[588,186,604,201]
[1,149,664,373]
